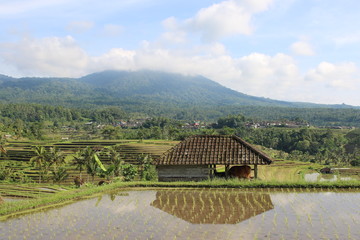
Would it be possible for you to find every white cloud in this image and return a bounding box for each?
[169,0,274,42]
[2,34,360,105]
[161,17,187,44]
[89,48,136,72]
[67,21,94,33]
[1,36,89,77]
[103,24,124,36]
[305,61,359,89]
[290,40,315,56]
[232,53,300,97]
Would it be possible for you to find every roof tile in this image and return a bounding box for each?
[156,135,272,165]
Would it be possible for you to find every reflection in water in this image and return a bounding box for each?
[151,189,273,224]
[304,172,357,182]
[0,189,359,240]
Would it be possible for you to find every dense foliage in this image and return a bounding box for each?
[0,100,359,168]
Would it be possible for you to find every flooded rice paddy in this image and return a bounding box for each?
[1,188,360,240]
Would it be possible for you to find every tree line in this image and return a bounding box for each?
[1,103,360,167]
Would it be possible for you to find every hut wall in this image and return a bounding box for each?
[157,165,210,182]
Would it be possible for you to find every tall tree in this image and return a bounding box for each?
[48,147,66,171]
[72,151,86,178]
[30,146,50,183]
[105,146,124,177]
[76,146,106,182]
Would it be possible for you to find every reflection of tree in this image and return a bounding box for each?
[107,191,130,202]
[151,189,273,224]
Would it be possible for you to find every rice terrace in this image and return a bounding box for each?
[1,137,360,240]
[2,0,360,239]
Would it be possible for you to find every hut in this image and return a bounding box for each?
[155,135,272,181]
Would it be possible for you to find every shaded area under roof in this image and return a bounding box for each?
[156,135,272,166]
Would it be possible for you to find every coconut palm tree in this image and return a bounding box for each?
[48,147,67,171]
[105,146,124,177]
[30,146,50,183]
[76,146,106,182]
[52,167,69,183]
[0,136,7,158]
[48,147,68,183]
[72,151,86,179]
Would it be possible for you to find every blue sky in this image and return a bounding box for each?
[1,0,360,105]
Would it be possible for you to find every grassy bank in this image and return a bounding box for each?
[1,179,360,220]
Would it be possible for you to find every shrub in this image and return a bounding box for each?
[138,154,157,181]
[0,164,13,181]
[142,165,158,181]
[0,164,31,183]
[350,159,360,166]
[52,167,69,183]
[122,164,137,181]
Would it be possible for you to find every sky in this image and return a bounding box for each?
[1,0,360,106]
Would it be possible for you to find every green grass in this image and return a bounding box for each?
[0,183,71,199]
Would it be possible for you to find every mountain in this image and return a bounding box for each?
[0,70,357,112]
[79,70,291,106]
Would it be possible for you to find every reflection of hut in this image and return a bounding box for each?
[155,135,272,181]
[151,189,274,224]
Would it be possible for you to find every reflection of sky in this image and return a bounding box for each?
[304,172,358,182]
[0,189,359,240]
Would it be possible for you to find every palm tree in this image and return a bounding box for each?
[48,147,66,171]
[106,146,124,177]
[48,147,68,183]
[72,151,86,179]
[0,136,7,158]
[76,146,106,182]
[30,146,50,183]
[52,167,69,183]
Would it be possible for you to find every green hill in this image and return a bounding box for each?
[0,70,359,125]
[0,70,356,109]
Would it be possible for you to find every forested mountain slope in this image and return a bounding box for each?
[0,70,359,125]
[0,70,355,108]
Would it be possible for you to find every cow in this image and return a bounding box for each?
[74,176,85,187]
[98,180,111,186]
[228,165,252,179]
[320,167,333,174]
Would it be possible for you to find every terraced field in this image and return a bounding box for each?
[1,140,177,184]
[2,139,359,184]
[0,184,69,200]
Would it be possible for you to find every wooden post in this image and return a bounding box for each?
[254,164,258,179]
[210,164,214,179]
[225,164,230,179]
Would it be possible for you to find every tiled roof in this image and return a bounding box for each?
[156,135,272,165]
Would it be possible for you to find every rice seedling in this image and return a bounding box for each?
[1,187,360,239]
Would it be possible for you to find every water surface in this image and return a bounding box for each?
[1,188,359,239]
